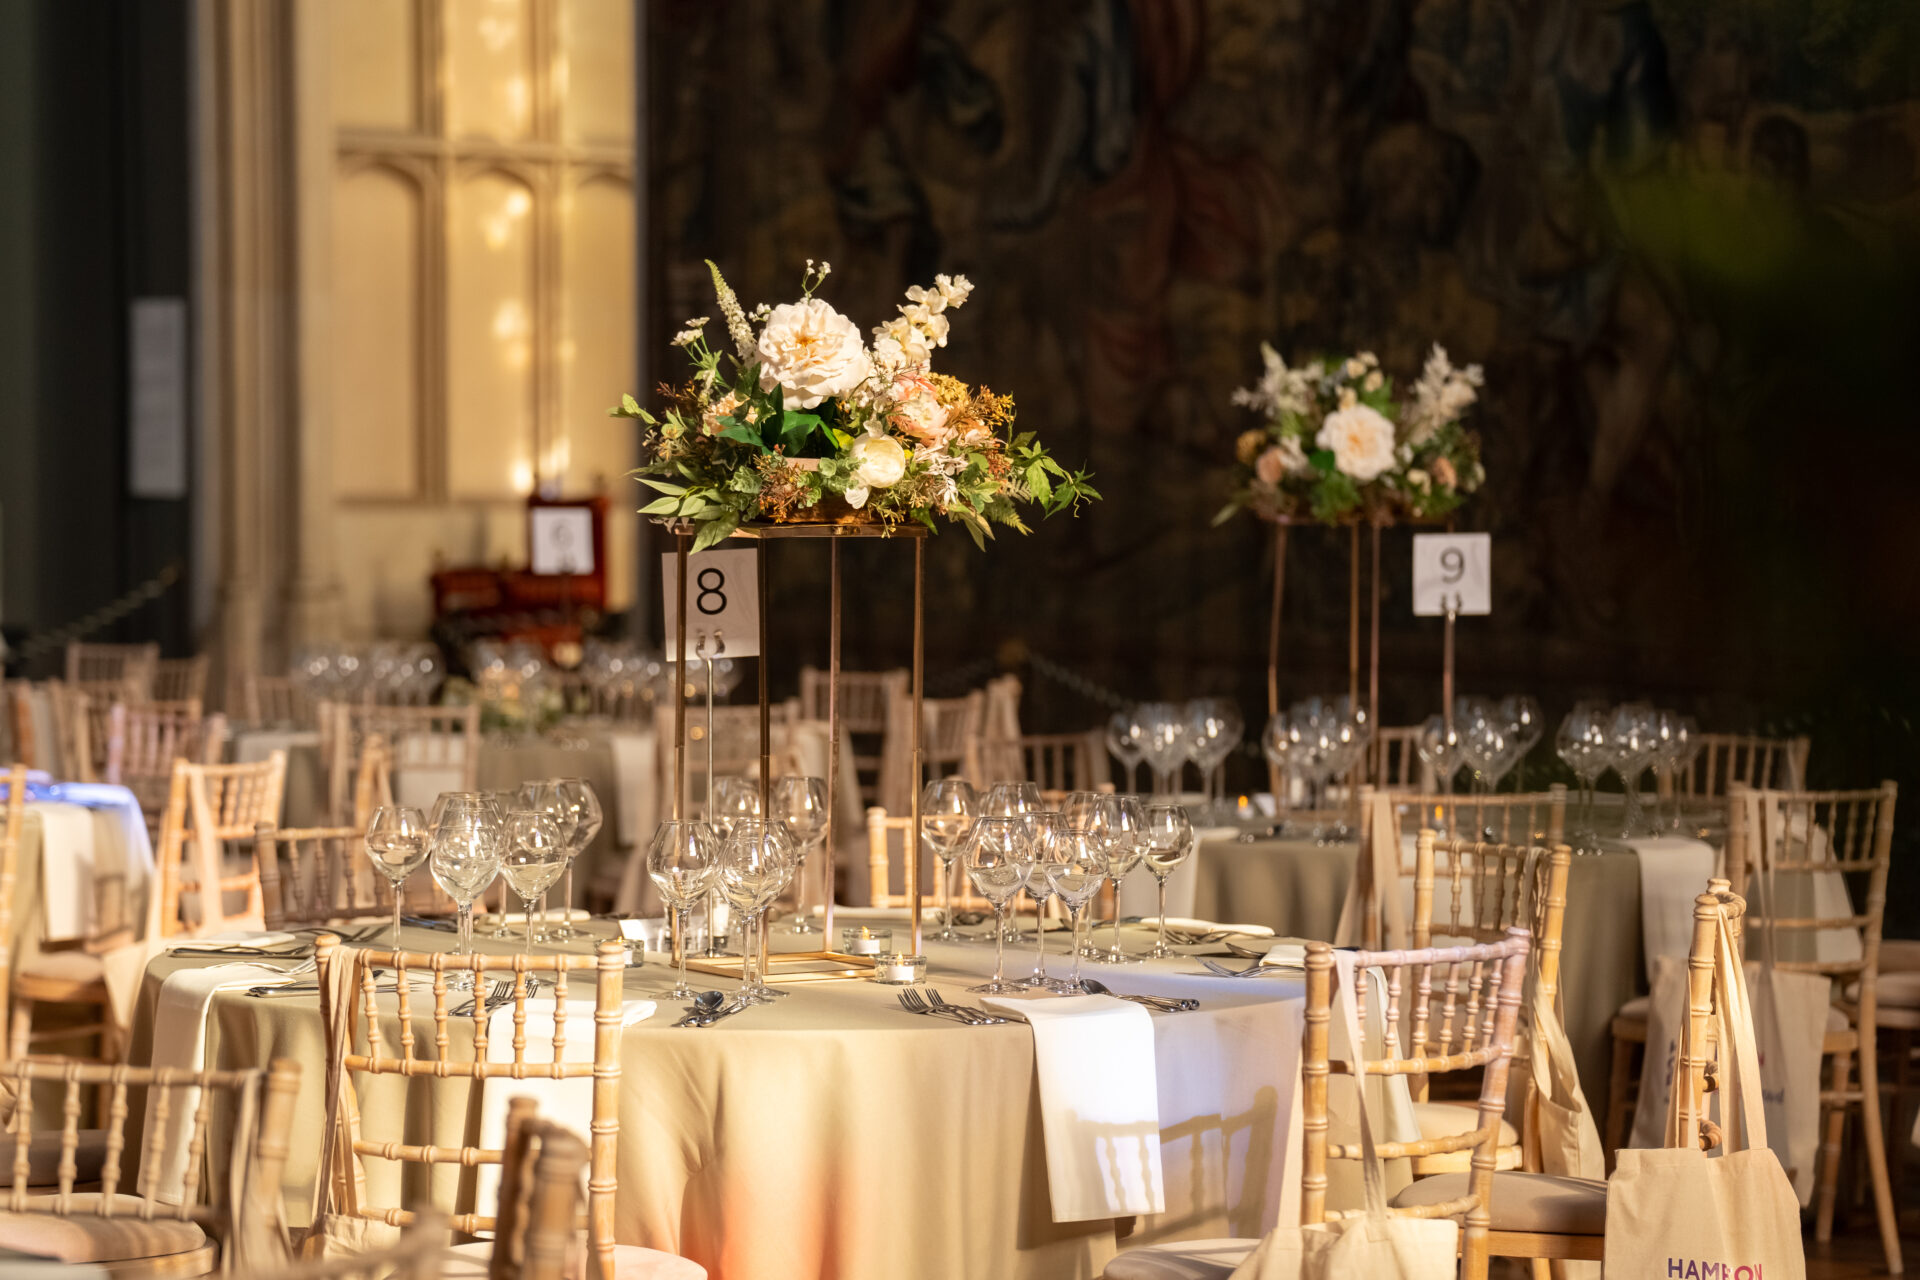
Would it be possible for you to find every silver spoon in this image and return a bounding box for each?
[673,991,725,1027]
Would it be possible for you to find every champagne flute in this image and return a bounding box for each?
[646,820,718,1000]
[718,819,794,1005]
[772,776,828,933]
[364,804,428,949]
[964,816,1033,994]
[549,778,602,941]
[1142,803,1194,959]
[920,778,977,942]
[1090,794,1146,964]
[428,812,501,991]
[501,809,567,953]
[1044,827,1107,993]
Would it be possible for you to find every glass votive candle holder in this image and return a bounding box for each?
[841,925,892,956]
[869,951,926,985]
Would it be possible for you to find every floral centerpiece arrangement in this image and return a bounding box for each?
[1218,343,1486,525]
[612,260,1097,550]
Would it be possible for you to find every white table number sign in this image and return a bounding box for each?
[1412,532,1491,616]
[530,507,595,574]
[661,548,760,660]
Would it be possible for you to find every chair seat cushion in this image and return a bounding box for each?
[1409,1101,1521,1174]
[16,951,106,985]
[1880,940,1920,973]
[1850,971,1920,1008]
[0,1131,110,1187]
[446,1240,707,1279]
[1103,1239,1257,1280]
[0,1193,208,1264]
[1618,993,1849,1032]
[1391,1171,1607,1235]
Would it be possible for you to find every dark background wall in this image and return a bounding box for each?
[0,0,195,668]
[645,0,1920,926]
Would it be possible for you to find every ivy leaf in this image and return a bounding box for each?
[1026,462,1052,503]
[716,420,763,448]
[692,512,738,552]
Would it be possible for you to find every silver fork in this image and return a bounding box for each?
[455,979,514,1018]
[896,990,977,1025]
[1199,959,1298,979]
[925,989,1011,1025]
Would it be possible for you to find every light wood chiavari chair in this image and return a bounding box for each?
[244,675,316,730]
[0,1055,300,1276]
[256,824,391,932]
[1677,732,1810,798]
[972,730,1109,795]
[154,655,210,705]
[324,704,480,827]
[1103,932,1535,1280]
[105,700,229,838]
[0,765,23,1058]
[878,691,983,813]
[1373,724,1432,791]
[65,642,159,699]
[314,937,671,1280]
[800,666,904,807]
[1386,788,1567,852]
[153,754,288,940]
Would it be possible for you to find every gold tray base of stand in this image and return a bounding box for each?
[683,951,878,983]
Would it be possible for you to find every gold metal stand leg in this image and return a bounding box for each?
[823,538,841,942]
[909,536,925,954]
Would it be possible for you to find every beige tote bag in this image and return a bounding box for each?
[1604,906,1807,1280]
[1230,952,1458,1280]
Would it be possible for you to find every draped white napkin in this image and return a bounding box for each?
[1629,836,1717,973]
[31,802,97,942]
[982,993,1164,1223]
[473,993,657,1213]
[148,936,308,1201]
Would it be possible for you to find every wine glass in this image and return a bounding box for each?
[549,778,602,941]
[1106,710,1146,794]
[1556,701,1608,850]
[1417,715,1464,796]
[920,777,977,942]
[1043,826,1107,994]
[718,819,794,1005]
[1136,704,1189,797]
[1089,794,1146,964]
[364,805,429,949]
[964,816,1034,994]
[1058,791,1103,832]
[1609,703,1658,838]
[772,776,829,934]
[428,811,502,991]
[1262,712,1294,830]
[1021,813,1075,992]
[501,809,567,953]
[1142,803,1194,958]
[704,776,762,954]
[1500,695,1543,789]
[646,820,718,1000]
[509,782,574,940]
[1185,699,1244,823]
[981,781,1041,942]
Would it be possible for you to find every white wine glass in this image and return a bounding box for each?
[1090,794,1146,963]
[1022,813,1074,992]
[646,820,718,1000]
[428,812,502,991]
[364,804,428,949]
[501,809,567,953]
[964,816,1033,994]
[920,777,977,942]
[718,819,794,1005]
[1142,803,1194,958]
[549,778,602,940]
[1044,826,1107,993]
[772,776,829,934]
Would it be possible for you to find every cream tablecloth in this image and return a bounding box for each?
[128,922,1308,1280]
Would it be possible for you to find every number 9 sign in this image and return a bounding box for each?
[1412,533,1491,616]
[662,548,761,659]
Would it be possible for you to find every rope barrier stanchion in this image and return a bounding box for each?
[11,562,184,665]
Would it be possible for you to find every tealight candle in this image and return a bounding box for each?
[841,925,892,956]
[870,951,926,985]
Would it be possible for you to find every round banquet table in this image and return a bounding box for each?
[126,919,1306,1280]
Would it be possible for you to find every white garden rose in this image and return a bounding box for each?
[1316,404,1398,482]
[756,298,874,409]
[849,432,907,490]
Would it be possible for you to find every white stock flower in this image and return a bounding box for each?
[1231,341,1315,419]
[1316,405,1398,482]
[849,432,907,490]
[1403,343,1484,445]
[756,299,874,409]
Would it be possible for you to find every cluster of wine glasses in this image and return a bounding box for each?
[1414,695,1544,794]
[919,779,1196,995]
[361,777,603,987]
[1104,700,1245,816]
[292,642,442,708]
[642,775,829,1001]
[1259,696,1371,838]
[1556,702,1699,843]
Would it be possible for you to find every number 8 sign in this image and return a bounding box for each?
[661,548,761,659]
[1412,533,1491,616]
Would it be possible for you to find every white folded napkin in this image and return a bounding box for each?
[606,731,656,849]
[474,993,656,1213]
[1160,918,1276,939]
[982,993,1164,1223]
[1260,942,1307,968]
[149,950,311,1200]
[1628,836,1717,974]
[31,802,98,942]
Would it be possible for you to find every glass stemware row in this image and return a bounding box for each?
[1105,701,1245,817]
[1556,702,1700,845]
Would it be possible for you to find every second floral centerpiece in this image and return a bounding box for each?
[1219,343,1486,526]
[614,260,1097,550]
